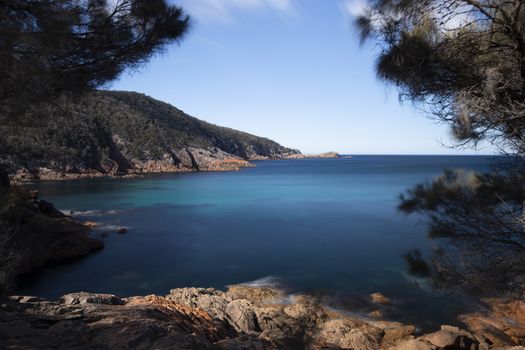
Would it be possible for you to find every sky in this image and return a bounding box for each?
[110,0,495,155]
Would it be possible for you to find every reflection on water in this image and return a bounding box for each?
[21,155,499,331]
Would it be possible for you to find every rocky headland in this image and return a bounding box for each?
[0,91,350,182]
[1,285,524,349]
[0,177,103,293]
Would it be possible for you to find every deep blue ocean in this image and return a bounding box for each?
[21,155,500,330]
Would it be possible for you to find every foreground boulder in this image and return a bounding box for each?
[459,299,525,347]
[4,285,520,350]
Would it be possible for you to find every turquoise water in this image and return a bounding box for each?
[22,155,498,330]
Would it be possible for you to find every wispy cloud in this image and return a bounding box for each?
[340,0,369,19]
[340,0,473,31]
[440,6,473,31]
[175,0,297,24]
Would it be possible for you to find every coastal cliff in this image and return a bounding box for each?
[0,91,300,181]
[1,285,523,349]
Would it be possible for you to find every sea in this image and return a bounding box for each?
[21,155,501,331]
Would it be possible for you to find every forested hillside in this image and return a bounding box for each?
[0,91,299,180]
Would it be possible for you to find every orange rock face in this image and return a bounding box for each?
[459,299,525,347]
[7,285,520,350]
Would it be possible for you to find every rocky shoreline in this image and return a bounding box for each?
[7,147,255,183]
[1,285,524,349]
[7,149,342,183]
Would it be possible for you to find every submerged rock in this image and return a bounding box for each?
[117,226,128,234]
[370,292,391,305]
[369,310,384,318]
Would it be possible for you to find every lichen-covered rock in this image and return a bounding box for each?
[371,321,416,347]
[460,313,517,347]
[226,285,283,304]
[421,325,478,349]
[166,287,230,320]
[459,299,525,348]
[61,292,124,306]
[284,302,310,319]
[0,291,274,350]
[1,286,523,349]
[226,299,261,333]
[313,318,384,350]
[215,335,278,349]
[389,339,434,350]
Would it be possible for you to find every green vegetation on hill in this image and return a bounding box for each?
[0,91,298,175]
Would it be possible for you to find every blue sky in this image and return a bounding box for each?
[111,0,495,155]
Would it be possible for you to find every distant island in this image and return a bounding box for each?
[0,91,340,182]
[285,152,341,159]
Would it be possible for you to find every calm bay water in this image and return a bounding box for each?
[22,155,499,330]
